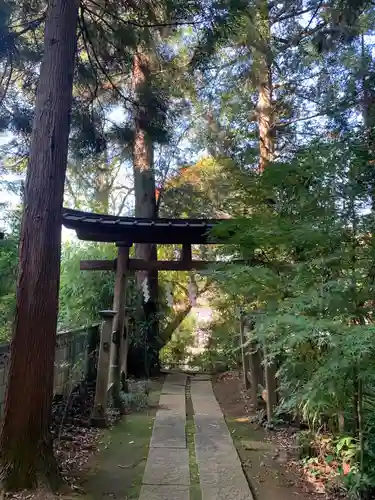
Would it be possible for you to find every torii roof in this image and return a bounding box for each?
[62,208,221,244]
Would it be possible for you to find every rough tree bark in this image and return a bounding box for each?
[0,0,78,490]
[239,314,249,390]
[161,305,192,344]
[111,244,129,409]
[257,65,274,172]
[93,147,111,213]
[131,50,160,376]
[255,0,274,173]
[254,0,277,421]
[246,318,262,410]
[94,167,111,213]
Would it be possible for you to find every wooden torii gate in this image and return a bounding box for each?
[62,208,277,425]
[62,209,222,425]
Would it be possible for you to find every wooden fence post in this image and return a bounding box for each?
[110,244,130,413]
[246,318,262,410]
[121,307,133,391]
[91,310,116,428]
[86,324,100,384]
[239,312,250,390]
[264,344,277,425]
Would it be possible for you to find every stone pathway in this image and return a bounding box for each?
[139,374,253,500]
[139,373,189,500]
[192,379,253,500]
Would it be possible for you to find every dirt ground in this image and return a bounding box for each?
[213,375,327,500]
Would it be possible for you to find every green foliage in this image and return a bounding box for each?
[209,132,375,495]
[120,380,150,412]
[336,436,360,465]
[191,321,239,372]
[58,242,117,328]
[187,349,228,373]
[0,236,17,342]
[0,206,21,342]
[160,314,196,367]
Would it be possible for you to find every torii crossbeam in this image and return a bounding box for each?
[62,207,233,273]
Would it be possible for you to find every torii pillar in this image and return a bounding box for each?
[109,243,130,412]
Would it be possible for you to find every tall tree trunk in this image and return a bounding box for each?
[254,0,276,421]
[257,65,274,172]
[93,148,111,213]
[95,167,110,213]
[0,0,78,490]
[255,0,274,172]
[132,50,160,376]
[132,52,156,220]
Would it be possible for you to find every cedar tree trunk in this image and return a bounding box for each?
[257,64,274,172]
[254,0,277,420]
[0,0,78,490]
[132,50,160,376]
[255,0,274,172]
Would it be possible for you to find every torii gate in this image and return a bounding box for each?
[62,208,277,426]
[62,209,225,423]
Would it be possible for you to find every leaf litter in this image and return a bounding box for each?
[6,382,120,500]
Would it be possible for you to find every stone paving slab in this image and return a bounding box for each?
[194,412,234,447]
[164,373,187,386]
[191,379,253,500]
[158,394,186,415]
[138,485,189,500]
[192,374,212,381]
[150,415,186,449]
[161,376,187,395]
[161,383,186,395]
[142,448,190,486]
[198,475,253,500]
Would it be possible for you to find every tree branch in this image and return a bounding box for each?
[271,6,322,25]
[156,124,191,214]
[304,0,325,32]
[115,188,134,216]
[276,112,326,128]
[160,279,211,342]
[161,305,192,343]
[80,6,138,108]
[276,22,328,51]
[76,17,100,103]
[10,15,46,36]
[87,0,202,29]
[64,176,81,208]
[0,59,13,108]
